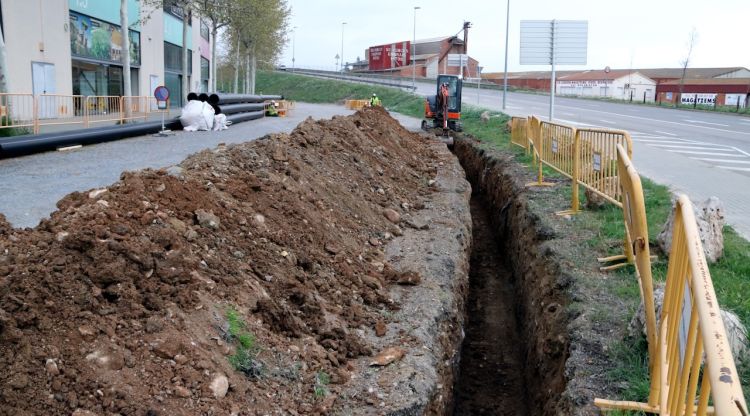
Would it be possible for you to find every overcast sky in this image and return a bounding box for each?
[279,0,750,74]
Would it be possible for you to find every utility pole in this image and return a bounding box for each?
[340,22,347,72]
[412,6,420,90]
[502,0,510,110]
[549,19,556,121]
[292,26,298,72]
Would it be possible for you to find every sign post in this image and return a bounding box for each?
[520,20,588,121]
[152,86,172,137]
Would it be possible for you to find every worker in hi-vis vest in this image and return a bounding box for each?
[370,93,381,107]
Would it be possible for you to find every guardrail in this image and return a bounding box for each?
[288,69,418,91]
[594,147,748,415]
[0,94,170,135]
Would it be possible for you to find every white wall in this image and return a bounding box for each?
[611,72,656,102]
[2,0,72,94]
[139,4,165,97]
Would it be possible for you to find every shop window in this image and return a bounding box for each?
[69,11,141,65]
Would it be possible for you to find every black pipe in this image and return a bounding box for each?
[221,103,266,115]
[0,119,182,158]
[226,111,265,124]
[214,93,283,105]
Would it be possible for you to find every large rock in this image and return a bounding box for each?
[629,282,748,361]
[657,196,724,263]
[583,177,618,210]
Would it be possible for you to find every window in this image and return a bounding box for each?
[200,21,209,41]
[164,42,192,75]
[201,57,210,82]
[69,11,141,65]
[163,1,192,24]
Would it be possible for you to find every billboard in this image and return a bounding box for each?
[69,11,141,65]
[520,20,588,65]
[368,41,411,71]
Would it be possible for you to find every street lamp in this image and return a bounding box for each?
[292,26,298,73]
[412,6,420,90]
[340,22,347,72]
[502,0,510,110]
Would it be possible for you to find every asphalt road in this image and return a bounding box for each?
[413,80,750,240]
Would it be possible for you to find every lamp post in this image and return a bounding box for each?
[502,0,510,110]
[292,26,298,73]
[412,6,420,90]
[340,22,347,72]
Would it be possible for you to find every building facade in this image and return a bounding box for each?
[656,78,750,108]
[556,70,656,101]
[1,0,213,107]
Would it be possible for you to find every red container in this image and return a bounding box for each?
[368,41,411,71]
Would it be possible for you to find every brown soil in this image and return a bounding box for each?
[0,107,444,415]
[452,197,528,416]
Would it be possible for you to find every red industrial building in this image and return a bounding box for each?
[482,70,580,92]
[656,78,750,108]
[354,23,479,79]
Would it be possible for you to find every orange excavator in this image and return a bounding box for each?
[422,74,463,133]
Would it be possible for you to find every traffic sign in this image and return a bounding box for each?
[154,86,170,102]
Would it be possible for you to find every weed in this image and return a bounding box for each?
[224,306,263,378]
[314,370,330,399]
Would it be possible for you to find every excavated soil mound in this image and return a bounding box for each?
[0,107,442,415]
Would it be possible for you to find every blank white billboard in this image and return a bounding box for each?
[520,20,588,65]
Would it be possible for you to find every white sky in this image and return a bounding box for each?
[280,0,750,73]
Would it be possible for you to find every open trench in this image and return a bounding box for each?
[452,196,529,415]
[446,138,571,416]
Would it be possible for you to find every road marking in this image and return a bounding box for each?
[683,119,729,127]
[654,130,677,136]
[651,144,732,151]
[599,119,616,124]
[552,107,750,136]
[691,158,750,164]
[667,150,747,156]
[717,166,750,172]
[554,118,595,126]
[633,139,696,144]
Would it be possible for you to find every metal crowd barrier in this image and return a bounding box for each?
[510,116,529,151]
[0,94,171,135]
[595,195,748,414]
[525,115,555,187]
[575,128,633,209]
[0,93,36,134]
[345,99,369,110]
[539,121,577,179]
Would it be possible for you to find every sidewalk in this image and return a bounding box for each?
[0,103,356,228]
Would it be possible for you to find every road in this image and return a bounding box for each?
[0,103,421,229]
[412,80,750,240]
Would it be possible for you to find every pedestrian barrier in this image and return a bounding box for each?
[594,165,748,414]
[345,99,369,110]
[525,115,555,187]
[539,121,577,179]
[0,93,36,134]
[274,100,295,117]
[559,128,634,215]
[35,95,86,133]
[509,116,529,151]
[86,96,124,127]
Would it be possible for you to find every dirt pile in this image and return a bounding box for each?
[0,107,443,415]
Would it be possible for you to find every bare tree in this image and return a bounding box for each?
[120,0,133,121]
[677,28,698,107]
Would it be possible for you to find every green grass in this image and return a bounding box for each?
[225,306,262,377]
[256,71,750,405]
[314,371,331,399]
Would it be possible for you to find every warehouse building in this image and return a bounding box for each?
[482,70,580,91]
[656,78,750,108]
[1,0,213,107]
[556,70,657,101]
[357,34,479,79]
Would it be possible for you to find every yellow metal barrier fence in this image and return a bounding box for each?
[510,116,529,151]
[0,93,36,134]
[595,162,748,415]
[36,94,85,133]
[345,99,369,110]
[86,96,124,127]
[575,128,633,209]
[539,121,577,179]
[525,115,555,187]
